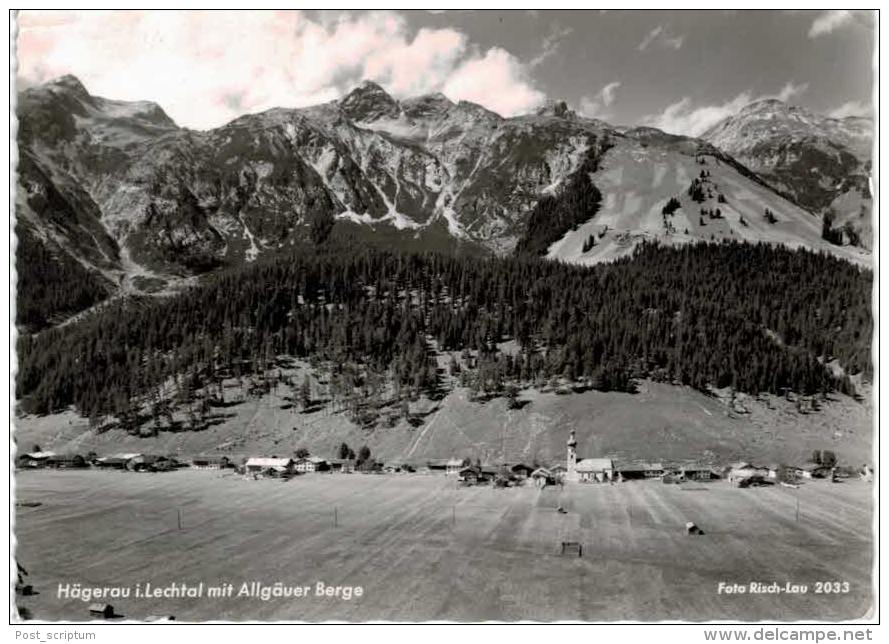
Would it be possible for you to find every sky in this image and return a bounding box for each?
[15,9,876,135]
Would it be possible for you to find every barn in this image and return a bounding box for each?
[616,461,664,480]
[575,458,614,483]
[329,459,356,473]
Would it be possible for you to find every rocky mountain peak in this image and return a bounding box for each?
[535,99,576,119]
[45,74,91,98]
[338,80,400,122]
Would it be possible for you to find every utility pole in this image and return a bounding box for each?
[334,507,338,528]
[177,508,182,531]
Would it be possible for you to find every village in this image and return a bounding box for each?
[15,429,873,488]
[14,426,875,622]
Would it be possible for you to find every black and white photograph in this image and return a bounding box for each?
[8,6,877,625]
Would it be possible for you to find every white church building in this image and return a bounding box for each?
[566,429,614,483]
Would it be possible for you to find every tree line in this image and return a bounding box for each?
[16,240,872,423]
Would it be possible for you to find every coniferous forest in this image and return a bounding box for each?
[15,223,112,332]
[16,240,871,427]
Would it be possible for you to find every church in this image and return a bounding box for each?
[566,429,614,483]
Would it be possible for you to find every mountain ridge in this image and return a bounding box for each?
[15,76,872,332]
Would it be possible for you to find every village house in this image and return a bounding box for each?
[510,463,534,479]
[329,459,356,473]
[16,451,57,468]
[424,459,450,473]
[245,457,295,476]
[549,464,568,480]
[530,467,554,487]
[294,456,329,473]
[94,453,142,469]
[446,459,465,476]
[46,454,88,469]
[615,461,665,480]
[383,462,415,473]
[191,455,231,469]
[796,463,831,479]
[727,463,769,483]
[679,463,716,481]
[127,454,174,472]
[766,463,794,482]
[458,465,483,484]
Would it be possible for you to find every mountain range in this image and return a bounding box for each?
[14,75,872,331]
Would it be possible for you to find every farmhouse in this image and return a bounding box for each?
[424,459,450,473]
[530,467,553,487]
[245,457,295,476]
[727,464,769,483]
[510,463,534,479]
[679,463,716,481]
[550,464,568,480]
[796,463,831,479]
[95,454,141,469]
[446,459,464,476]
[127,455,173,472]
[616,461,664,480]
[295,457,329,473]
[191,455,231,469]
[46,454,88,469]
[329,459,356,473]
[16,451,56,468]
[383,462,415,473]
[766,463,794,482]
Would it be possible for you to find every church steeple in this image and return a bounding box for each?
[567,429,577,481]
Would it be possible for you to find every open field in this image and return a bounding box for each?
[14,470,873,621]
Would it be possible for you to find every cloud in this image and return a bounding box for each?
[808,10,853,38]
[642,82,810,137]
[578,81,622,120]
[529,23,573,68]
[775,80,809,103]
[600,81,621,107]
[443,47,545,116]
[637,25,684,52]
[16,9,546,128]
[828,100,872,119]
